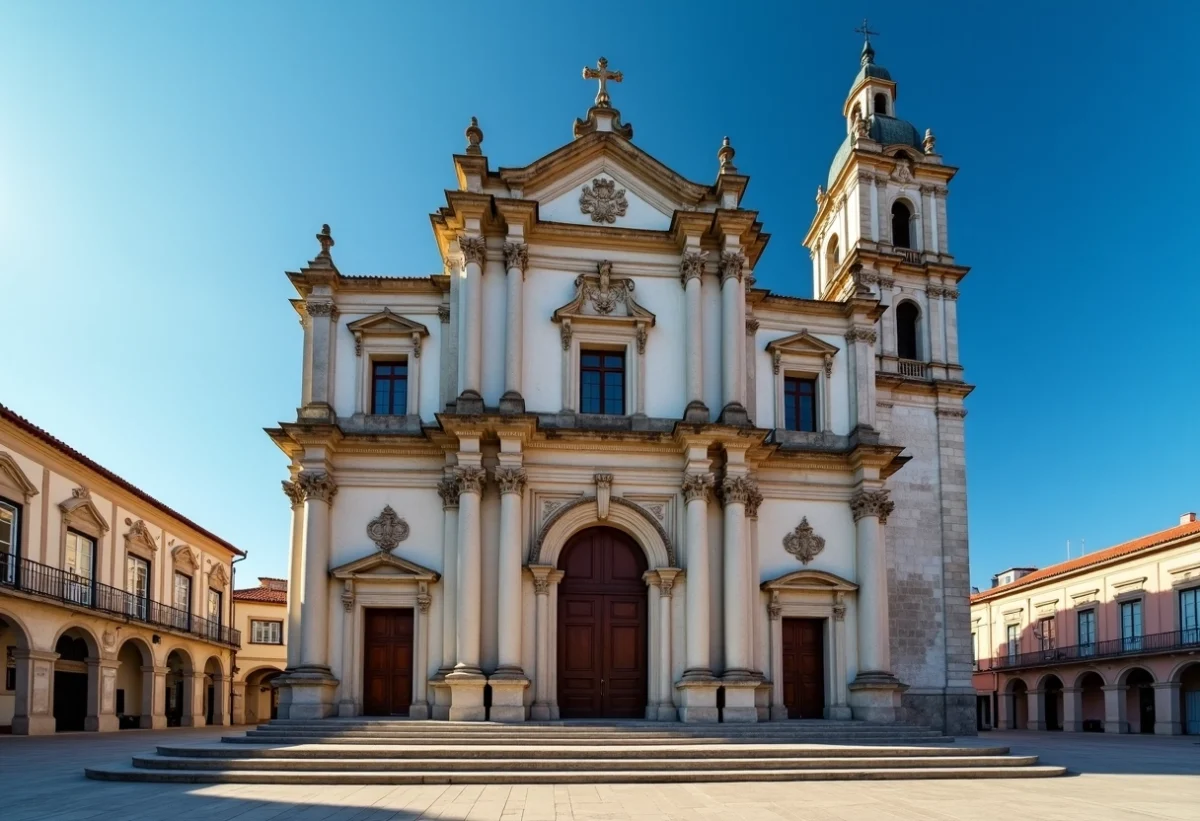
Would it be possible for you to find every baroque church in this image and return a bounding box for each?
[269,39,975,734]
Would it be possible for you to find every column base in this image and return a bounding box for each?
[498,391,526,415]
[338,699,358,717]
[717,402,750,426]
[86,715,120,732]
[487,671,529,722]
[11,715,56,735]
[683,400,710,424]
[654,701,678,721]
[409,701,432,720]
[454,391,485,415]
[430,672,451,720]
[530,701,558,721]
[769,704,790,721]
[848,671,907,723]
[1155,721,1183,735]
[143,714,168,730]
[446,669,488,721]
[1062,720,1083,732]
[755,682,772,722]
[276,666,339,720]
[721,677,760,723]
[1104,721,1128,734]
[824,705,854,720]
[675,677,720,722]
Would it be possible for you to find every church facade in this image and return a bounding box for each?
[270,42,975,733]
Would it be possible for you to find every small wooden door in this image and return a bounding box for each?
[557,528,648,718]
[363,608,414,716]
[781,617,825,719]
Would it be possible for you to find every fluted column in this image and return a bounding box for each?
[297,470,337,671]
[681,473,714,678]
[501,242,527,413]
[850,489,894,676]
[494,467,527,674]
[458,236,486,405]
[721,476,753,677]
[437,478,460,675]
[282,478,305,670]
[718,251,748,424]
[453,466,486,673]
[680,251,708,421]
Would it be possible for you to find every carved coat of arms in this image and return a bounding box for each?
[367,505,410,553]
[579,177,628,224]
[783,517,825,565]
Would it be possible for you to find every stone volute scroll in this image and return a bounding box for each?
[783,517,826,565]
[297,470,338,504]
[494,467,527,496]
[367,505,410,553]
[850,488,895,525]
[681,472,714,503]
[679,250,708,288]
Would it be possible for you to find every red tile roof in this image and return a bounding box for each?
[971,519,1200,603]
[0,403,245,556]
[233,583,287,604]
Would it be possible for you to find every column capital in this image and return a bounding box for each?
[494,467,527,495]
[681,472,714,503]
[745,484,764,519]
[719,250,745,284]
[281,479,305,509]
[528,565,564,595]
[305,300,336,318]
[845,327,878,344]
[719,475,755,507]
[646,567,681,597]
[850,488,893,524]
[502,241,528,275]
[454,466,487,495]
[768,589,782,621]
[459,235,488,266]
[679,250,708,286]
[297,470,338,504]
[437,477,461,509]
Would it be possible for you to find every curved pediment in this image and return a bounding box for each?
[330,550,440,582]
[552,261,656,326]
[0,451,39,501]
[59,488,109,534]
[761,569,858,592]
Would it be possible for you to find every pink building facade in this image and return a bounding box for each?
[971,515,1200,735]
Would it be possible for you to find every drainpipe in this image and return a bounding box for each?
[229,551,247,724]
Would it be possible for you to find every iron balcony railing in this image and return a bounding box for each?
[0,554,240,648]
[986,628,1200,672]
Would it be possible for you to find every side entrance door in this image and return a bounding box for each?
[363,608,414,716]
[781,617,826,719]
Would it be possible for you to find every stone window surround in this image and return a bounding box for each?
[0,452,37,566]
[885,191,924,253]
[123,521,158,598]
[765,332,837,434]
[356,345,422,418]
[171,544,200,615]
[58,490,108,575]
[560,322,647,417]
[1174,580,1200,633]
[891,295,927,362]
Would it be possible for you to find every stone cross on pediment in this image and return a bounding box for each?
[583,56,622,108]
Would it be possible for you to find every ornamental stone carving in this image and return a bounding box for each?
[417,593,432,614]
[459,235,487,266]
[455,466,487,495]
[745,485,764,519]
[579,177,628,224]
[926,285,945,299]
[719,475,755,507]
[746,318,760,336]
[503,241,528,274]
[892,158,914,183]
[305,300,335,317]
[719,251,745,284]
[850,489,895,524]
[844,328,878,344]
[494,467,527,495]
[560,318,572,351]
[297,470,338,504]
[437,477,461,509]
[943,288,960,300]
[124,519,157,552]
[281,479,304,508]
[679,250,707,286]
[533,576,550,596]
[367,505,410,553]
[585,261,625,314]
[768,590,782,621]
[341,579,355,612]
[635,324,647,354]
[437,305,450,324]
[823,352,834,378]
[681,473,713,503]
[209,561,230,588]
[833,591,847,621]
[783,517,826,565]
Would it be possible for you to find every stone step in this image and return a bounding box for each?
[229,734,953,747]
[85,764,1068,784]
[162,742,1002,760]
[129,754,1042,772]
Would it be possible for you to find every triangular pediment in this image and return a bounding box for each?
[765,329,841,357]
[59,488,109,534]
[0,451,39,501]
[762,569,858,592]
[330,550,440,582]
[346,308,430,337]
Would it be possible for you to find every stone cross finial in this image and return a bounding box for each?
[465,117,484,155]
[718,136,737,175]
[583,56,623,108]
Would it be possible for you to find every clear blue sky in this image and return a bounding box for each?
[2,2,1197,590]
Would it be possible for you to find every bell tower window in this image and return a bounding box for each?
[896,301,920,360]
[874,93,888,115]
[891,201,912,249]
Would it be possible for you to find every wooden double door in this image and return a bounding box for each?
[557,527,648,719]
[363,608,414,716]
[781,617,826,719]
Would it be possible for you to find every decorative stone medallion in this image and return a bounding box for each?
[579,177,628,224]
[783,517,825,565]
[367,505,410,553]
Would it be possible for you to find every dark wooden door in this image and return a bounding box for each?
[781,617,825,719]
[557,528,648,719]
[363,608,414,716]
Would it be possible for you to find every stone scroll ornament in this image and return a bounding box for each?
[783,517,826,565]
[579,177,629,224]
[367,505,410,553]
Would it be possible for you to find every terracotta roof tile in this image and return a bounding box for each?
[233,586,287,604]
[0,403,245,556]
[971,520,1200,603]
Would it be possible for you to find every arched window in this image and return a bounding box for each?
[826,235,840,270]
[891,201,912,249]
[896,301,920,360]
[874,93,888,116]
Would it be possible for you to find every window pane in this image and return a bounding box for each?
[604,354,623,368]
[784,400,796,431]
[174,573,191,612]
[800,394,815,432]
[0,502,14,552]
[581,371,600,414]
[582,353,601,367]
[373,380,391,414]
[392,380,407,415]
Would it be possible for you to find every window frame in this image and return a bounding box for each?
[369,357,410,416]
[1077,607,1097,656]
[782,375,819,433]
[890,199,914,250]
[173,571,193,631]
[1120,598,1144,651]
[1005,623,1020,662]
[561,328,645,417]
[895,299,922,361]
[125,554,151,620]
[0,496,20,586]
[250,619,284,645]
[579,348,627,416]
[64,529,97,607]
[207,588,223,629]
[1037,616,1056,656]
[347,312,428,418]
[1180,586,1200,644]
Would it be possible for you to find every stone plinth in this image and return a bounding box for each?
[676,677,719,723]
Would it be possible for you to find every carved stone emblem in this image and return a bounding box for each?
[892,158,913,183]
[783,517,826,565]
[579,178,628,224]
[367,505,410,553]
[585,261,625,314]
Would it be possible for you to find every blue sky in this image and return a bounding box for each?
[2,2,1197,589]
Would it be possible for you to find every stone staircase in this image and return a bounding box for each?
[85,718,1066,783]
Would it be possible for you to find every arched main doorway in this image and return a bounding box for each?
[557,527,648,719]
[1040,674,1064,731]
[53,628,95,732]
[244,667,283,724]
[1122,667,1155,734]
[165,649,192,727]
[1008,678,1028,729]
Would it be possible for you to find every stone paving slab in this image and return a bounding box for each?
[1,728,1198,820]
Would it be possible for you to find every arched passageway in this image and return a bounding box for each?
[53,628,95,732]
[116,638,153,729]
[165,649,192,727]
[1123,667,1155,734]
[243,668,283,725]
[1181,663,1200,735]
[1041,674,1064,731]
[1077,671,1105,732]
[0,613,31,732]
[1008,679,1028,730]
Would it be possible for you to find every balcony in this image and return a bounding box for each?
[897,247,921,265]
[0,554,240,648]
[897,359,929,379]
[987,628,1200,672]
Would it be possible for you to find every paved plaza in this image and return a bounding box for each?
[1,728,1198,820]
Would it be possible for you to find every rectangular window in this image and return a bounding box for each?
[208,588,222,626]
[783,376,818,432]
[1006,624,1019,662]
[5,645,14,691]
[371,360,408,416]
[1121,599,1143,651]
[580,350,625,415]
[65,531,95,605]
[173,572,192,631]
[1078,609,1097,656]
[126,555,150,620]
[1037,617,1056,654]
[0,499,19,585]
[251,620,283,645]
[1182,588,1200,645]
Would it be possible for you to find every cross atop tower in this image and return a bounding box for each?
[582,57,623,108]
[854,18,878,43]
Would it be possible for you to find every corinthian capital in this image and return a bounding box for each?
[494,467,527,495]
[719,251,745,284]
[681,472,714,503]
[437,477,461,509]
[305,300,335,317]
[503,241,528,274]
[844,328,878,344]
[850,489,895,524]
[297,470,338,504]
[719,475,755,507]
[459,235,488,267]
[454,465,487,495]
[679,250,708,286]
[281,479,305,508]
